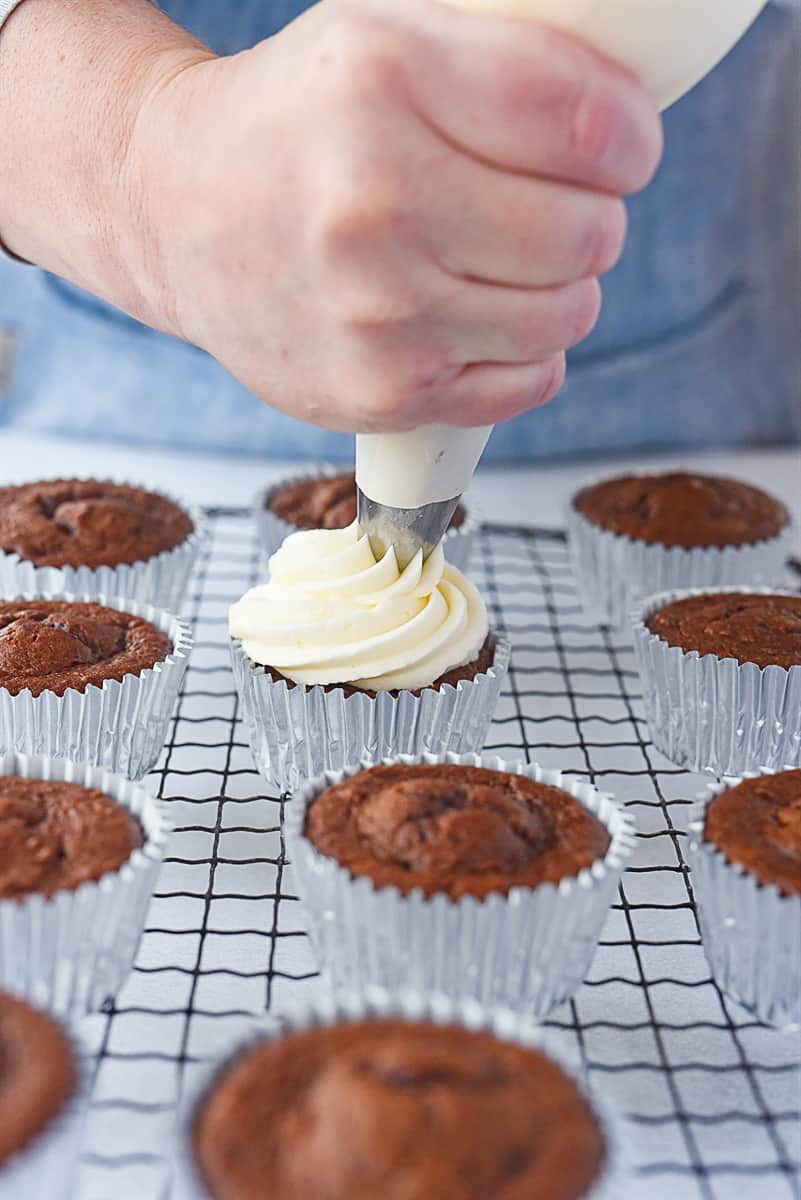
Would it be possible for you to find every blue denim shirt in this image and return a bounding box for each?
[0,1,798,460]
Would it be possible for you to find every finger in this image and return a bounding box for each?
[390,0,663,194]
[435,353,567,426]
[426,153,627,287]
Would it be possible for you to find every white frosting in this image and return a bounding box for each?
[229,522,489,691]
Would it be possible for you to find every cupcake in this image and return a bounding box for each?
[0,478,205,611]
[567,471,792,627]
[0,594,192,778]
[0,753,169,1016]
[632,587,801,775]
[230,523,509,793]
[184,994,624,1200]
[285,753,634,1016]
[689,769,801,1028]
[255,466,477,570]
[0,990,83,1199]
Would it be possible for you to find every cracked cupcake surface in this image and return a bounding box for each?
[574,472,788,549]
[0,776,143,899]
[646,592,801,670]
[193,1019,606,1200]
[0,600,172,697]
[0,479,193,568]
[269,471,465,533]
[304,763,610,899]
[705,770,801,896]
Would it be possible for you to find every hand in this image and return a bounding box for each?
[132,0,663,433]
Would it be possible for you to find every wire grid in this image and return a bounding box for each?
[71,508,801,1200]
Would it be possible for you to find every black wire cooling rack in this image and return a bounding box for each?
[73,508,801,1200]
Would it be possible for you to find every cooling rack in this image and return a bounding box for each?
[72,508,801,1200]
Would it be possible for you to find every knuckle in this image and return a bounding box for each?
[564,278,602,345]
[586,196,628,277]
[569,78,624,166]
[539,353,566,405]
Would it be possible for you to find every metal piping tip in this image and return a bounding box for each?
[357,489,461,569]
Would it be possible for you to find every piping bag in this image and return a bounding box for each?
[356,0,768,566]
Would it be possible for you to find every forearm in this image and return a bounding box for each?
[0,0,213,325]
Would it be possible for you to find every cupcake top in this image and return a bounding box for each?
[229,522,488,692]
[0,479,193,569]
[269,471,465,533]
[193,1018,606,1200]
[304,763,610,899]
[0,599,172,697]
[0,991,77,1167]
[646,592,801,670]
[573,472,789,549]
[0,775,143,899]
[705,770,801,897]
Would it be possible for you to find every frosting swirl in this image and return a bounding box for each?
[229,522,488,691]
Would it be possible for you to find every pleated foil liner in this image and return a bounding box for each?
[688,774,800,1029]
[632,586,801,776]
[0,592,192,779]
[0,754,170,1018]
[231,636,511,794]
[0,1022,88,1200]
[253,467,479,571]
[285,753,635,1018]
[0,478,206,613]
[566,495,794,629]
[173,990,629,1200]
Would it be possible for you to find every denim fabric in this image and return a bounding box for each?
[0,1,798,460]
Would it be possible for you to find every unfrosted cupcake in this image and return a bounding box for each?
[255,466,477,570]
[567,471,792,626]
[689,769,801,1028]
[285,753,634,1016]
[632,587,801,775]
[230,523,509,792]
[0,478,205,611]
[0,594,192,778]
[184,995,624,1200]
[0,753,169,1016]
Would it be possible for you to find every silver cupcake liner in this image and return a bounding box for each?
[632,586,801,775]
[566,491,794,628]
[231,636,510,794]
[253,465,479,571]
[0,477,206,613]
[0,591,192,779]
[688,773,800,1029]
[174,989,628,1200]
[0,753,169,1017]
[285,752,635,1018]
[0,1021,88,1200]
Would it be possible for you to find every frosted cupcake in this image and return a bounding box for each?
[230,522,509,792]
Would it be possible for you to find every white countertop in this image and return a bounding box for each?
[0,432,798,533]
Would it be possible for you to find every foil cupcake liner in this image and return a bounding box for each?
[632,586,801,775]
[566,487,794,628]
[0,591,192,779]
[0,1019,88,1200]
[174,990,628,1200]
[253,466,479,571]
[0,477,206,613]
[285,752,635,1018]
[231,636,511,794]
[0,753,169,1017]
[688,773,800,1029]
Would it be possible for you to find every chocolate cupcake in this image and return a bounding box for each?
[0,754,168,1016]
[0,594,192,778]
[231,522,508,793]
[566,471,792,627]
[632,587,801,775]
[689,770,801,1028]
[254,465,477,570]
[0,478,205,611]
[285,753,634,1017]
[0,991,83,1199]
[184,995,624,1200]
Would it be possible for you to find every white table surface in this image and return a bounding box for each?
[0,431,798,534]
